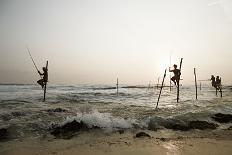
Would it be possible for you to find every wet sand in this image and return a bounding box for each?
[1,129,232,155]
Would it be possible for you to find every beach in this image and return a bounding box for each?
[1,129,232,155]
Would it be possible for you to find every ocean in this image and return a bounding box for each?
[0,84,232,142]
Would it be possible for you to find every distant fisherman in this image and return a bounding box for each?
[37,67,48,89]
[215,76,221,89]
[210,75,216,88]
[169,64,181,85]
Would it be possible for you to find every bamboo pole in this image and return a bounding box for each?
[216,87,218,96]
[156,69,167,109]
[220,77,222,98]
[157,77,160,89]
[169,54,172,91]
[43,61,48,102]
[170,75,172,91]
[194,68,198,100]
[177,58,183,102]
[148,81,151,90]
[116,78,119,94]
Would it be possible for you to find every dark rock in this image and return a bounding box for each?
[148,117,188,131]
[0,128,8,140]
[47,108,67,113]
[212,113,232,123]
[11,111,26,117]
[50,120,88,138]
[159,138,171,142]
[148,117,218,131]
[135,132,151,138]
[228,126,232,130]
[117,129,124,134]
[188,121,218,130]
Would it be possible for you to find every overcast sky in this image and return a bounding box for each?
[0,0,232,85]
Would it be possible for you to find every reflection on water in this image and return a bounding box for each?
[163,141,182,155]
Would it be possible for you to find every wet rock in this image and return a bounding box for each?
[228,126,232,130]
[50,120,89,138]
[148,117,188,131]
[159,138,171,142]
[47,108,67,113]
[188,121,218,130]
[0,128,8,140]
[50,120,100,139]
[148,117,218,131]
[135,132,151,138]
[117,129,124,134]
[212,113,232,123]
[11,111,26,117]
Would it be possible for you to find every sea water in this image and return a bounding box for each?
[0,84,232,140]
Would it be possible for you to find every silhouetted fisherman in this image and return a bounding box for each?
[169,64,181,85]
[210,75,216,88]
[215,76,221,89]
[37,67,48,89]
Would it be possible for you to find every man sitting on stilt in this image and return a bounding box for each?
[169,64,181,86]
[37,67,48,89]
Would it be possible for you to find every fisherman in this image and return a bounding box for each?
[215,76,221,89]
[37,67,48,89]
[169,64,181,85]
[210,75,216,88]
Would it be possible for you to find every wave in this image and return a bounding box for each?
[51,109,139,129]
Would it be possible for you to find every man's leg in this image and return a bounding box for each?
[37,79,44,88]
[171,77,176,85]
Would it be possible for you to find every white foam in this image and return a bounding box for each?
[63,109,138,129]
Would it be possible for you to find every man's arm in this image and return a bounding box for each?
[169,67,173,72]
[38,71,44,76]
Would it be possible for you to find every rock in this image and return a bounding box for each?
[117,129,124,134]
[159,138,170,142]
[135,132,151,138]
[0,128,8,140]
[50,120,89,138]
[212,113,232,123]
[11,111,26,117]
[148,117,188,131]
[228,126,232,130]
[148,117,218,131]
[188,121,218,130]
[47,108,67,113]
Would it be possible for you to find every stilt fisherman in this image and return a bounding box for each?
[37,67,48,89]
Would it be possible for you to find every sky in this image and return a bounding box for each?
[0,0,232,85]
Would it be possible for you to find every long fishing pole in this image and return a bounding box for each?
[27,47,42,78]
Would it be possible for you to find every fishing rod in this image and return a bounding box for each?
[27,47,42,78]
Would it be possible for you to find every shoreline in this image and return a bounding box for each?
[1,129,232,155]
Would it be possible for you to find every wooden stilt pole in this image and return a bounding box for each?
[200,82,202,91]
[148,81,151,90]
[157,77,160,89]
[194,68,198,100]
[116,78,119,94]
[43,61,48,102]
[170,75,172,91]
[220,77,222,98]
[156,69,167,109]
[169,54,172,91]
[177,58,183,103]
